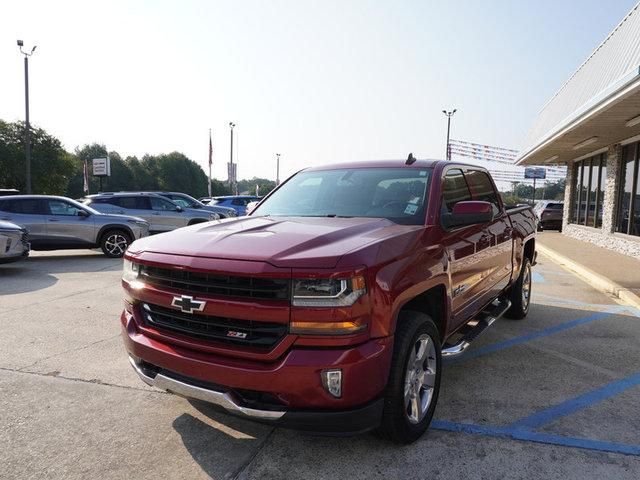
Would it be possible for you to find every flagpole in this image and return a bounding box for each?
[208,129,213,198]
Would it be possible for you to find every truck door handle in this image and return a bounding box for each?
[48,218,60,222]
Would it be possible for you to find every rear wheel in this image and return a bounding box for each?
[378,311,441,443]
[505,258,532,319]
[100,229,131,258]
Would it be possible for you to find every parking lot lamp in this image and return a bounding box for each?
[276,153,281,186]
[442,109,456,161]
[17,40,37,194]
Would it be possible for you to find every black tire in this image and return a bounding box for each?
[100,229,131,258]
[188,219,207,226]
[378,311,442,444]
[505,258,532,320]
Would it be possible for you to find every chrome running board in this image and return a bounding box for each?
[442,298,511,357]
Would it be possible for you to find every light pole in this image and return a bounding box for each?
[276,153,280,186]
[442,109,456,161]
[229,122,236,193]
[17,40,37,194]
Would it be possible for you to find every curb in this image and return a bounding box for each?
[536,243,640,311]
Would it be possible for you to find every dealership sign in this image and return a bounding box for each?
[92,157,111,177]
[524,167,546,180]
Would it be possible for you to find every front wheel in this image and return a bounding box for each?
[378,311,441,443]
[100,230,131,258]
[505,258,532,319]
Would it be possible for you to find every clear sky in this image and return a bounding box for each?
[1,0,637,183]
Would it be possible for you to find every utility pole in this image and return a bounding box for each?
[229,122,236,193]
[276,153,281,186]
[442,109,457,161]
[17,40,37,194]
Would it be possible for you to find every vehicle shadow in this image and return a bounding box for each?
[21,251,121,273]
[0,265,58,294]
[173,400,273,479]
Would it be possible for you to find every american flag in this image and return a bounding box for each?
[209,130,213,167]
[83,160,89,194]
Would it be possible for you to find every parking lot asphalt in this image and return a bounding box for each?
[1,247,639,479]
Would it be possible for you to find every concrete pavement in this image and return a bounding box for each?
[1,250,639,479]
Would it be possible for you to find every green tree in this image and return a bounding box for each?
[0,120,75,194]
[237,177,276,197]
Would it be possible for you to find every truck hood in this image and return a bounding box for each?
[128,216,416,268]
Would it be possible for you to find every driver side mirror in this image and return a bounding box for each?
[442,201,493,229]
[175,206,183,212]
[77,209,90,217]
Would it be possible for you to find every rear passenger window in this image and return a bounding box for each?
[117,197,149,210]
[442,169,472,213]
[0,199,45,214]
[464,170,501,215]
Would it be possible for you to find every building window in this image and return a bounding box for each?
[616,142,639,236]
[571,153,606,228]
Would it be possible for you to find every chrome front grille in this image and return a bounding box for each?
[141,303,287,349]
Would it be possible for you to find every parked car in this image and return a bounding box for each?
[207,195,261,215]
[0,220,29,264]
[142,192,236,219]
[81,192,219,234]
[534,200,564,231]
[0,195,149,258]
[245,200,260,215]
[121,160,537,443]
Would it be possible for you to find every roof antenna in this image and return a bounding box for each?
[405,153,416,165]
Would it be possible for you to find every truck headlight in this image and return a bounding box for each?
[122,258,144,289]
[292,275,366,307]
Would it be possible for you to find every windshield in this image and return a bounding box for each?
[252,167,432,225]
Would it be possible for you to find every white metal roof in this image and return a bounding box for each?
[518,2,640,164]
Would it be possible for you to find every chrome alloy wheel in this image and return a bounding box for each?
[522,262,532,310]
[105,233,128,256]
[404,334,437,424]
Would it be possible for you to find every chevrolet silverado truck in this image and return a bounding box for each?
[121,159,536,443]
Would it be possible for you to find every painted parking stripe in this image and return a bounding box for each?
[509,372,640,430]
[532,271,545,283]
[445,308,621,364]
[431,420,640,456]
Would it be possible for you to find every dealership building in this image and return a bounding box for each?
[517,3,640,258]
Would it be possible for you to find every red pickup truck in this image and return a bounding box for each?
[121,160,536,443]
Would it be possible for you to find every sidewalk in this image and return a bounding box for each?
[537,231,640,309]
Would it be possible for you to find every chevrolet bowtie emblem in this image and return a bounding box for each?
[171,295,206,314]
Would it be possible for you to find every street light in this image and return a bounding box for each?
[17,40,37,194]
[276,153,281,186]
[442,109,457,161]
[229,122,236,194]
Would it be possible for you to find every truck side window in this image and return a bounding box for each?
[442,169,472,213]
[464,170,501,215]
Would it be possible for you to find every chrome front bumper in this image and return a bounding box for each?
[128,356,285,420]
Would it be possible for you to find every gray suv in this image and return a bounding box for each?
[0,195,149,258]
[145,192,236,219]
[81,192,219,233]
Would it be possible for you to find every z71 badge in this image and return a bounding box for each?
[227,330,248,339]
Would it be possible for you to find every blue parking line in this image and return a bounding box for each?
[532,271,545,284]
[445,309,619,364]
[510,372,640,430]
[431,420,640,456]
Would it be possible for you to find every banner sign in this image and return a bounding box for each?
[92,157,111,177]
[524,167,546,180]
